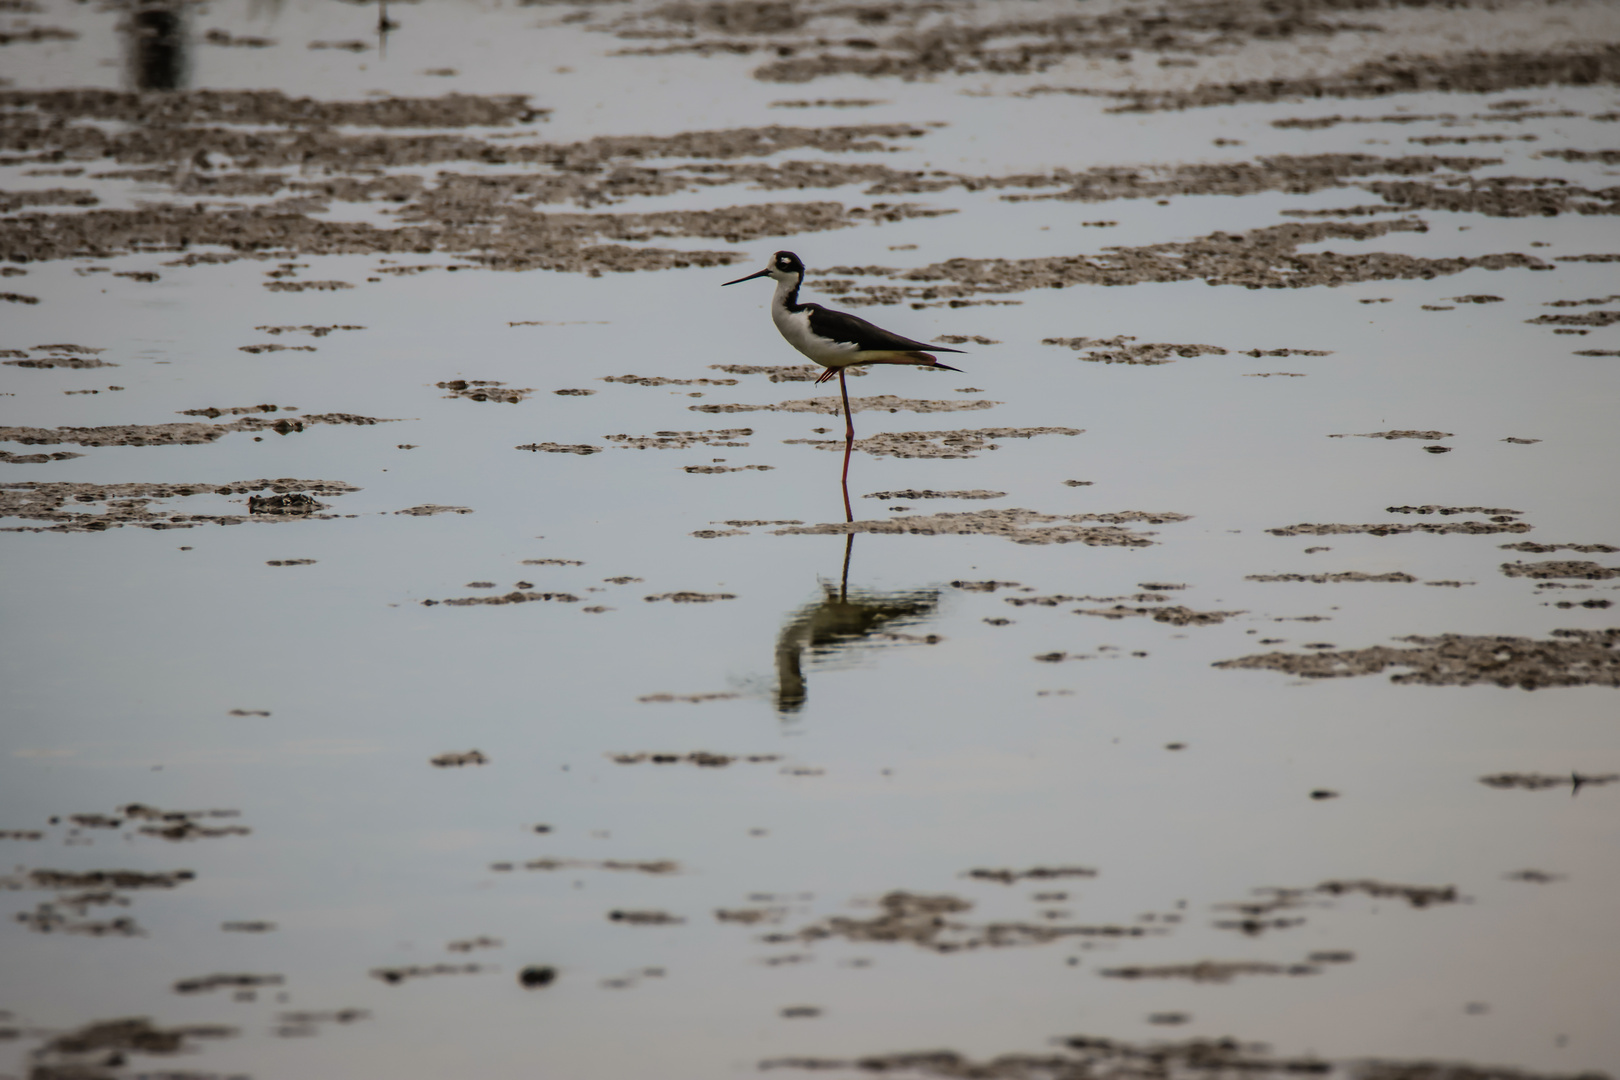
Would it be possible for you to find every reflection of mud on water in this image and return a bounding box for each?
[1216,629,1620,688]
[1,479,358,533]
[776,508,1183,546]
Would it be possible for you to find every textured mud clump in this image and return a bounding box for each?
[1330,430,1454,441]
[827,219,1545,303]
[605,428,752,449]
[1,479,358,533]
[1,88,545,128]
[1073,604,1245,626]
[439,380,535,403]
[1101,959,1321,982]
[1268,520,1530,537]
[761,1035,1366,1078]
[1501,560,1620,580]
[518,442,602,454]
[1042,338,1230,366]
[775,508,1185,546]
[785,891,1156,954]
[1103,46,1620,112]
[608,751,778,766]
[1247,572,1418,583]
[690,394,996,415]
[1481,772,1619,791]
[786,426,1081,459]
[1215,629,1620,689]
[864,489,1005,500]
[493,858,678,875]
[963,866,1096,885]
[0,413,397,448]
[422,591,581,607]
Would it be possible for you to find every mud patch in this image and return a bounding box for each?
[685,464,773,473]
[0,478,358,533]
[491,858,678,875]
[430,750,488,767]
[963,867,1096,885]
[1267,520,1530,537]
[21,1017,237,1076]
[518,442,602,454]
[1100,959,1321,982]
[690,394,997,415]
[645,591,737,602]
[422,589,581,607]
[713,363,866,382]
[775,508,1182,547]
[1215,628,1620,689]
[371,963,486,985]
[439,380,536,403]
[785,426,1082,459]
[1,413,399,449]
[1481,772,1618,791]
[608,751,780,766]
[782,891,1159,954]
[602,374,740,387]
[609,909,685,925]
[1073,604,1245,626]
[1100,46,1620,113]
[1505,560,1620,581]
[605,428,752,449]
[1247,572,1417,583]
[863,489,1005,500]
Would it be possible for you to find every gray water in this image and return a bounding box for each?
[3,0,1618,1076]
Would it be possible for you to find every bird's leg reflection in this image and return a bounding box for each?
[838,368,855,523]
[773,534,942,717]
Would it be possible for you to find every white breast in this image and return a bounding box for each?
[771,301,858,365]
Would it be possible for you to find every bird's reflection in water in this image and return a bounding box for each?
[774,535,941,716]
[124,1,189,91]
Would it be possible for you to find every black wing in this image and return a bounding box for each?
[805,304,967,353]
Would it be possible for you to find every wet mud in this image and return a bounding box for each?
[785,426,1082,459]
[777,508,1183,546]
[691,394,996,415]
[608,751,780,766]
[823,219,1546,304]
[1216,629,1620,689]
[1480,772,1618,791]
[1,479,357,532]
[778,891,1161,954]
[1,413,397,449]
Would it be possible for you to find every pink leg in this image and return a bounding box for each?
[839,368,854,523]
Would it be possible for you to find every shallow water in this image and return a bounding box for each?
[3,0,1619,1077]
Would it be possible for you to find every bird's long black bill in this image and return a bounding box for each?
[721,267,772,286]
[933,361,964,373]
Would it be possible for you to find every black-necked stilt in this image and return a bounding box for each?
[723,251,965,520]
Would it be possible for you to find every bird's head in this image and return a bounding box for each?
[722,250,804,287]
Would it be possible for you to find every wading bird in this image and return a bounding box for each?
[722,251,965,520]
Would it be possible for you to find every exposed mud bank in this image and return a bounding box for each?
[824,219,1546,305]
[1216,628,1620,688]
[0,479,358,532]
[1107,45,1620,112]
[774,508,1184,546]
[1,413,397,448]
[785,426,1082,459]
